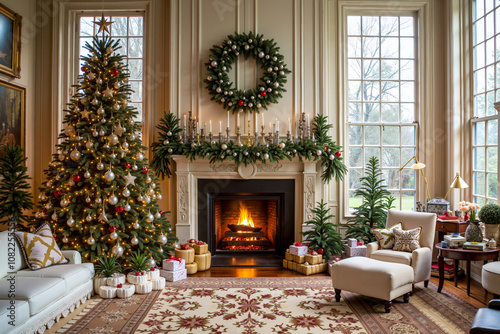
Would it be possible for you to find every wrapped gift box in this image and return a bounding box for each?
[305,254,323,265]
[194,251,211,271]
[292,254,305,264]
[444,235,466,247]
[285,251,293,261]
[289,245,308,256]
[347,238,358,247]
[160,268,187,282]
[162,257,186,271]
[175,248,195,264]
[344,244,367,257]
[297,263,328,275]
[193,243,208,255]
[185,262,198,275]
[283,259,289,269]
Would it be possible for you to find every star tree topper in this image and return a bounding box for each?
[94,14,114,34]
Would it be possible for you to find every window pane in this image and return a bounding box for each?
[400,38,414,58]
[401,126,415,145]
[348,37,362,57]
[80,17,94,36]
[128,59,143,80]
[488,173,498,198]
[363,103,379,122]
[128,38,143,58]
[349,103,362,122]
[381,81,399,101]
[382,126,400,145]
[474,172,486,196]
[401,170,415,189]
[400,17,414,36]
[487,119,498,144]
[381,60,399,79]
[400,103,414,123]
[401,147,415,164]
[381,17,398,36]
[349,126,362,145]
[362,16,379,36]
[474,121,486,145]
[381,103,399,122]
[381,37,399,58]
[363,37,380,57]
[349,190,362,211]
[365,126,380,145]
[129,81,143,101]
[348,60,362,80]
[349,169,362,189]
[487,91,496,115]
[363,59,379,79]
[487,146,498,172]
[400,82,414,102]
[382,169,399,188]
[400,60,414,80]
[382,148,399,167]
[473,43,485,70]
[348,16,361,35]
[363,81,380,101]
[348,81,362,100]
[129,17,143,36]
[401,192,415,211]
[349,148,362,167]
[365,148,380,162]
[475,94,485,117]
[474,147,485,171]
[112,17,128,36]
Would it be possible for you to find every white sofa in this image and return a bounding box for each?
[0,230,94,334]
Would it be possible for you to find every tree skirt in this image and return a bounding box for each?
[58,277,477,334]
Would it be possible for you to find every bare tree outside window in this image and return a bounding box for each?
[78,15,144,124]
[346,15,418,211]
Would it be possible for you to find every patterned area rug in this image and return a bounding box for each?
[59,277,477,334]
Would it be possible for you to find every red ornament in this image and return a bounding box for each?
[238,100,244,106]
[117,283,123,288]
[112,69,119,76]
[81,66,87,72]
[151,267,155,271]
[335,151,342,157]
[116,206,124,213]
[260,91,266,96]
[159,211,163,216]
[180,243,190,250]
[108,226,117,233]
[54,190,62,198]
[142,167,148,174]
[54,236,59,241]
[73,175,81,182]
[189,238,197,243]
[324,146,328,152]
[318,248,324,255]
[305,242,310,247]
[124,163,131,169]
[42,208,47,214]
[135,271,140,276]
[198,240,204,245]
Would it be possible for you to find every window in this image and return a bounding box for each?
[471,0,499,205]
[346,15,418,211]
[77,15,144,123]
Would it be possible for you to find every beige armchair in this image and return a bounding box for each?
[367,210,437,287]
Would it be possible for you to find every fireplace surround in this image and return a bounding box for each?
[172,156,319,266]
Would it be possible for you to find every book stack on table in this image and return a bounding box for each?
[462,242,487,251]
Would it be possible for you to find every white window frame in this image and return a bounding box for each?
[470,0,499,205]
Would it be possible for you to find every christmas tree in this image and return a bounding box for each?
[32,36,176,265]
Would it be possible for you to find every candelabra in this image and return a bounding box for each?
[200,129,205,143]
[209,132,214,144]
[226,127,231,143]
[260,126,266,145]
[218,132,223,143]
[275,130,280,145]
[287,130,292,142]
[236,127,243,146]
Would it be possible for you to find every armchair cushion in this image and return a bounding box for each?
[372,223,402,249]
[393,226,422,252]
[369,249,413,265]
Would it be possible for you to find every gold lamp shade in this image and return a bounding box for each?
[397,156,430,202]
[411,162,426,170]
[443,172,468,200]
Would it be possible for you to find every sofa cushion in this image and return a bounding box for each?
[369,249,413,265]
[0,231,27,278]
[372,222,402,249]
[0,277,66,315]
[0,299,30,334]
[16,263,94,291]
[393,226,422,252]
[14,223,68,270]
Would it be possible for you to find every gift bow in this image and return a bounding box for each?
[167,256,183,263]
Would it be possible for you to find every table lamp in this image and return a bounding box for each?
[443,172,468,200]
[397,156,431,202]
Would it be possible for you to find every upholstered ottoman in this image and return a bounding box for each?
[482,261,500,299]
[331,257,414,313]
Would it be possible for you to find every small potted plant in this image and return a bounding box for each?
[127,250,153,294]
[94,254,122,294]
[478,203,500,244]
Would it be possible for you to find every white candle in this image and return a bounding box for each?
[277,119,279,132]
[237,113,240,127]
[227,111,230,128]
[261,113,264,129]
[184,114,187,127]
[255,115,258,131]
[219,120,222,133]
[307,114,310,127]
[269,122,272,131]
[288,118,291,133]
[209,120,212,133]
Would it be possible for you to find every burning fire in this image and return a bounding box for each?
[237,203,254,227]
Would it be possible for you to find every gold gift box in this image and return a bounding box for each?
[305,254,323,265]
[194,251,212,271]
[292,254,305,264]
[175,248,195,264]
[193,243,208,255]
[283,259,289,268]
[285,251,293,261]
[185,262,198,275]
[297,263,328,275]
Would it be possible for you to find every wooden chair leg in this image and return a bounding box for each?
[384,301,392,313]
[424,280,429,288]
[403,292,410,303]
[410,284,414,296]
[335,288,341,302]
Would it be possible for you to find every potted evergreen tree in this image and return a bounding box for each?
[0,144,33,228]
[344,156,395,244]
[478,203,500,244]
[301,199,343,259]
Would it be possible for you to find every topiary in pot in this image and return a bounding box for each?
[127,250,150,285]
[478,203,500,243]
[94,254,122,294]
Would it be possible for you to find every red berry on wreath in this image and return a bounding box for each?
[238,100,244,106]
[112,69,119,76]
[335,151,342,157]
[73,175,81,182]
[318,248,324,254]
[260,91,266,96]
[81,66,87,72]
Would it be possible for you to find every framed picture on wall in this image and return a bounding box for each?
[0,3,22,78]
[0,80,25,157]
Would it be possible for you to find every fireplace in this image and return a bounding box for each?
[197,179,294,266]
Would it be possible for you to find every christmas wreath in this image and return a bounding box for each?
[150,112,348,183]
[204,31,291,114]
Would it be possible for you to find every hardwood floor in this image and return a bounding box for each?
[192,267,492,308]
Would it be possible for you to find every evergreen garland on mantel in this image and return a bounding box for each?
[150,112,348,183]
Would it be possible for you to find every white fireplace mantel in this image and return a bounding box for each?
[172,156,319,244]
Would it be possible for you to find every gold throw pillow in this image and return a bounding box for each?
[393,226,422,252]
[14,223,68,270]
[372,222,402,249]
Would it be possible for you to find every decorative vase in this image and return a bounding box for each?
[484,224,499,243]
[465,220,483,242]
